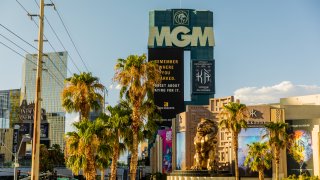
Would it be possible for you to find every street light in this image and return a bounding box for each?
[0,133,31,180]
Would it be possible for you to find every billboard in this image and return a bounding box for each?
[286,119,320,176]
[12,128,19,153]
[20,99,47,121]
[158,129,173,173]
[176,132,186,170]
[148,9,214,49]
[148,48,184,125]
[148,9,215,109]
[192,60,215,94]
[238,128,272,177]
[31,123,49,138]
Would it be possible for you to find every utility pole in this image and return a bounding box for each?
[31,0,44,179]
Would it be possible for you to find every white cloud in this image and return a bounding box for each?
[107,84,121,90]
[234,81,320,105]
[115,84,122,90]
[65,113,80,133]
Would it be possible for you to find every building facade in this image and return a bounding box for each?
[169,94,320,178]
[21,52,68,149]
[0,89,20,162]
[148,9,215,126]
[0,90,10,129]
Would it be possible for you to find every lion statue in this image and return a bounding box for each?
[191,118,218,171]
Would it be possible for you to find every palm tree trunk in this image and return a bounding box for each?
[259,170,264,180]
[233,133,239,180]
[110,134,120,180]
[84,146,96,180]
[130,127,139,180]
[275,148,280,180]
[101,168,105,180]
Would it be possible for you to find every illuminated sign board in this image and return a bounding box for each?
[286,119,320,176]
[19,99,47,121]
[148,26,214,47]
[148,9,215,126]
[192,60,215,93]
[149,48,184,125]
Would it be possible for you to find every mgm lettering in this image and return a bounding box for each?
[148,9,215,125]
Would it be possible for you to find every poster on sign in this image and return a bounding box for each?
[148,48,184,126]
[158,129,172,173]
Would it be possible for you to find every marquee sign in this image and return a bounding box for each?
[148,9,215,126]
[19,99,46,121]
[192,60,215,93]
[149,48,184,126]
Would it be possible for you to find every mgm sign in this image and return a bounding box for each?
[148,9,215,125]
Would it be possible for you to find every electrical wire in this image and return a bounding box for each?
[32,0,80,73]
[0,23,37,51]
[0,39,64,89]
[0,23,67,81]
[0,33,29,54]
[49,0,90,72]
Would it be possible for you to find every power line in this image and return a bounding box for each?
[50,0,90,72]
[0,33,29,54]
[0,40,64,89]
[0,23,37,51]
[44,18,79,74]
[15,0,30,15]
[0,23,66,82]
[28,16,76,75]
[33,0,81,73]
[16,0,76,75]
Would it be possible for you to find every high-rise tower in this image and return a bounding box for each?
[21,51,68,149]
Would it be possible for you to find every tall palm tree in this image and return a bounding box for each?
[97,103,131,180]
[264,122,288,180]
[61,72,104,120]
[114,54,161,180]
[94,118,113,180]
[64,119,100,180]
[95,142,112,180]
[244,142,272,180]
[218,102,248,180]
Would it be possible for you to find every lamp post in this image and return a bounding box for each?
[0,134,31,180]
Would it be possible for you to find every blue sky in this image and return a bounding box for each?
[1,0,320,107]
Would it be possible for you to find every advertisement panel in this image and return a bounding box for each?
[158,129,172,173]
[31,123,49,138]
[148,48,184,126]
[12,128,19,153]
[19,99,47,121]
[192,60,215,94]
[238,128,272,177]
[176,132,186,170]
[286,119,320,176]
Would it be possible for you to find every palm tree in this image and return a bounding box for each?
[95,142,111,180]
[218,102,248,180]
[97,103,131,180]
[244,142,272,180]
[61,72,104,120]
[264,122,288,180]
[64,119,100,180]
[114,54,161,180]
[94,118,113,180]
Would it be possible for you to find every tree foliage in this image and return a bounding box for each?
[61,72,104,120]
[39,144,65,173]
[244,142,272,180]
[264,121,288,180]
[64,119,100,180]
[113,54,161,180]
[218,102,248,180]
